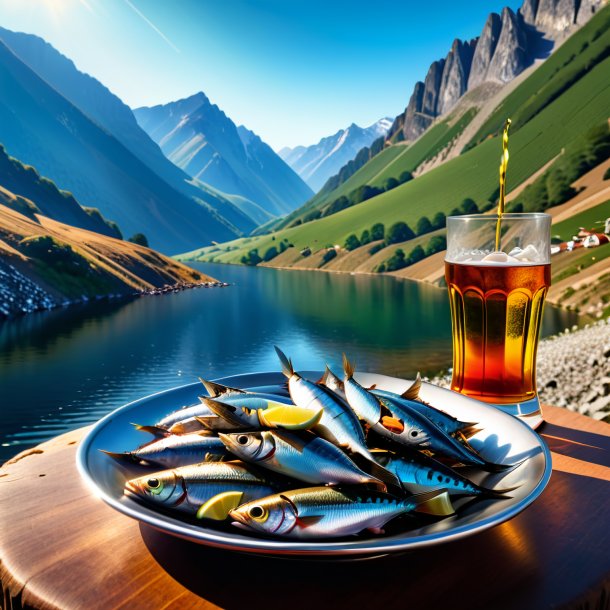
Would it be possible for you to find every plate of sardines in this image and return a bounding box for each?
[76,347,551,558]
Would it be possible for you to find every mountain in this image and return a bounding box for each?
[278,119,392,192]
[0,144,121,238]
[0,39,246,254]
[134,94,313,217]
[0,27,255,236]
[179,4,610,274]
[0,161,215,318]
[388,0,604,145]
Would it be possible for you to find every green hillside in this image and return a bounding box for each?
[180,6,610,267]
[552,200,610,241]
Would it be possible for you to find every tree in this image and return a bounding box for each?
[450,207,461,217]
[407,244,426,265]
[323,196,351,217]
[128,233,149,247]
[385,221,415,245]
[279,241,288,253]
[546,168,576,207]
[344,234,361,251]
[398,170,413,184]
[360,229,371,245]
[376,262,387,273]
[385,249,407,271]
[368,243,385,256]
[371,223,385,241]
[263,246,278,262]
[416,216,433,236]
[384,177,399,191]
[604,167,610,181]
[431,211,446,230]
[241,249,262,266]
[320,249,337,266]
[460,198,479,214]
[425,235,447,256]
[351,185,383,204]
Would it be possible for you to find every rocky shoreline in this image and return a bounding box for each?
[0,259,229,320]
[431,317,610,422]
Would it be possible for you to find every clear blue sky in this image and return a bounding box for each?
[0,0,521,150]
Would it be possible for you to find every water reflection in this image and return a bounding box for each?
[0,263,579,461]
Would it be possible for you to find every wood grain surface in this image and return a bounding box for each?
[1,406,609,610]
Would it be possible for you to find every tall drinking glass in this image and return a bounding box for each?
[445,213,551,428]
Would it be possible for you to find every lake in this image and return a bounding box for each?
[0,262,578,462]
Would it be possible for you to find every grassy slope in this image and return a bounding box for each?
[182,49,610,265]
[551,199,610,241]
[0,192,214,300]
[467,6,610,147]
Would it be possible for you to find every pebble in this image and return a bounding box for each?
[431,317,610,423]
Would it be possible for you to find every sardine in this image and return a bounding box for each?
[229,486,454,538]
[219,430,394,490]
[101,432,229,468]
[124,461,284,517]
[374,450,514,498]
[275,346,372,461]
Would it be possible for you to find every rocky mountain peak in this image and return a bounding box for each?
[535,0,579,32]
[486,7,529,83]
[468,12,502,90]
[437,38,476,116]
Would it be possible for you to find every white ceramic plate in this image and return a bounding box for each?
[76,372,551,558]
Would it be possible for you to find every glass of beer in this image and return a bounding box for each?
[445,213,551,427]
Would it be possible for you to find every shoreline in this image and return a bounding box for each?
[0,279,230,321]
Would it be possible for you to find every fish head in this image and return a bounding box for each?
[229,493,297,536]
[402,422,430,446]
[124,471,184,506]
[218,431,274,462]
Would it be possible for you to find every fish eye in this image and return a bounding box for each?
[248,505,268,522]
[237,435,249,445]
[147,478,160,488]
[410,430,419,438]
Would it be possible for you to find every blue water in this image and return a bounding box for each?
[0,263,578,462]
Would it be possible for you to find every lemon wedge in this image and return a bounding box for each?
[258,406,323,430]
[196,491,244,520]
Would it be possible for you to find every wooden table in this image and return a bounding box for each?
[1,405,608,610]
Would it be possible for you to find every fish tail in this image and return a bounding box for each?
[199,397,244,427]
[410,489,455,517]
[198,377,224,397]
[477,485,518,499]
[274,346,294,378]
[318,365,331,385]
[342,353,355,379]
[457,423,482,439]
[130,423,168,438]
[400,372,422,400]
[99,449,139,464]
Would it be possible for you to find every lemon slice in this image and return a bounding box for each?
[258,405,323,430]
[196,491,244,520]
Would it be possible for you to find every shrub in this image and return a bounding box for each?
[416,216,433,236]
[604,167,610,180]
[289,219,302,228]
[320,249,337,266]
[399,170,413,184]
[384,177,399,191]
[376,262,387,273]
[241,249,262,266]
[385,249,407,271]
[407,244,426,265]
[351,185,383,204]
[360,229,371,245]
[371,223,385,241]
[385,221,415,245]
[460,198,479,214]
[304,210,322,223]
[425,235,447,256]
[344,234,361,251]
[128,233,149,247]
[263,246,278,262]
[368,243,385,256]
[431,211,446,230]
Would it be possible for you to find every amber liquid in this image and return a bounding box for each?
[445,261,551,404]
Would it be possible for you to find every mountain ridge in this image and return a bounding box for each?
[134,93,313,218]
[278,118,392,192]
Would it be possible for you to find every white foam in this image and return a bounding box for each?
[449,244,545,265]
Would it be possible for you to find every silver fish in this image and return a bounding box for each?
[374,451,514,498]
[124,461,282,516]
[230,486,454,539]
[219,430,392,490]
[275,346,372,461]
[102,431,229,468]
[197,396,291,431]
[199,378,292,404]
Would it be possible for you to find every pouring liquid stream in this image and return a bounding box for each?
[494,118,512,252]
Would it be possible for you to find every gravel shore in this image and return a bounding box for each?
[431,317,610,423]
